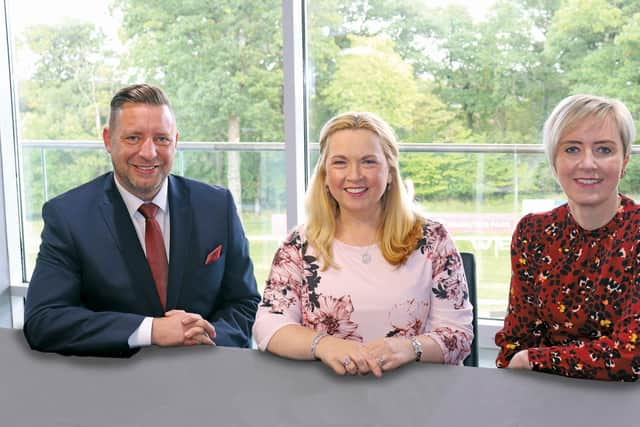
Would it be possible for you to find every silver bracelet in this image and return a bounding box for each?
[409,336,423,362]
[310,332,329,359]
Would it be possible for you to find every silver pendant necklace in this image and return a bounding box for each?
[361,246,372,264]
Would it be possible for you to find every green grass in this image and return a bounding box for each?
[248,239,280,293]
[455,237,510,317]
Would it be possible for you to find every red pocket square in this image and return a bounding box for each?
[205,245,222,264]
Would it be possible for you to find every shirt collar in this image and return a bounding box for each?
[112,174,169,217]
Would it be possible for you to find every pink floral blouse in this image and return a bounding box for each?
[253,220,474,364]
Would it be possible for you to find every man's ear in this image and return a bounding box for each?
[103,127,112,153]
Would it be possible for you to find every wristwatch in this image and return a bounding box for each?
[409,336,423,362]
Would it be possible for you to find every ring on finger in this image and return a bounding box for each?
[378,355,385,367]
[342,357,352,367]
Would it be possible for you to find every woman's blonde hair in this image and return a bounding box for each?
[305,112,424,270]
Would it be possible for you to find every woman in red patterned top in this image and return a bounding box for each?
[495,94,640,381]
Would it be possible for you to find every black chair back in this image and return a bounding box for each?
[460,252,478,367]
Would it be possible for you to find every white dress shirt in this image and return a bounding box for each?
[112,175,170,348]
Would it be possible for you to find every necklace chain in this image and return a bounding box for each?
[361,246,372,264]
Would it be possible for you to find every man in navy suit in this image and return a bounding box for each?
[23,84,260,357]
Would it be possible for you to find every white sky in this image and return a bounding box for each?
[10,0,496,32]
[10,0,114,32]
[10,0,119,77]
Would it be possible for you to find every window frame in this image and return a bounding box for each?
[0,0,27,328]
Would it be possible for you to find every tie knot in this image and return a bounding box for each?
[138,203,159,219]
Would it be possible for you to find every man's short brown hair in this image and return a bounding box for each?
[108,83,174,130]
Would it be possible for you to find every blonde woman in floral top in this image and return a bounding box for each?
[253,112,473,377]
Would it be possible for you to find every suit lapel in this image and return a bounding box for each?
[166,175,193,309]
[100,174,165,315]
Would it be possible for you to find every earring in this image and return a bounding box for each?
[386,182,391,191]
[621,170,627,178]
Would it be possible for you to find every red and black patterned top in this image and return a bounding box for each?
[496,195,640,381]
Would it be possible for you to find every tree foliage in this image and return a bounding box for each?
[16,0,640,213]
[17,22,117,217]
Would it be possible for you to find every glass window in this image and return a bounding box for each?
[7,0,640,320]
[305,0,640,319]
[12,0,285,291]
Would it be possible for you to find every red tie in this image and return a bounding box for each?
[138,203,168,309]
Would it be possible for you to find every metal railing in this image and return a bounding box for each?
[22,139,640,153]
[19,140,562,205]
[23,140,551,153]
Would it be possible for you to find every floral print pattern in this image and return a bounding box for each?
[254,220,474,365]
[386,299,429,337]
[307,295,363,341]
[496,195,640,381]
[260,235,304,314]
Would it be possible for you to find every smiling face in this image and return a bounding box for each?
[554,114,628,225]
[324,128,391,221]
[103,103,178,201]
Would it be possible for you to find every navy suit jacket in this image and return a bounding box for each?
[23,172,260,357]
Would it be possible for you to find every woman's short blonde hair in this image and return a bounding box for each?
[543,94,636,168]
[305,112,424,269]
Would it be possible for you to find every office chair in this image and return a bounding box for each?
[461,252,479,367]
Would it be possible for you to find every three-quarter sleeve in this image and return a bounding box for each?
[495,214,542,367]
[252,230,306,351]
[423,224,474,365]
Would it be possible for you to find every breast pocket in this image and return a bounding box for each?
[183,261,226,311]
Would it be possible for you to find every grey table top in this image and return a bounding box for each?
[0,327,637,427]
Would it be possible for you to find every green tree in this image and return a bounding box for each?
[320,35,417,135]
[19,22,116,139]
[113,0,284,208]
[17,22,117,217]
[400,153,476,201]
[408,81,470,143]
[543,0,640,198]
[306,0,346,139]
[546,2,640,119]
